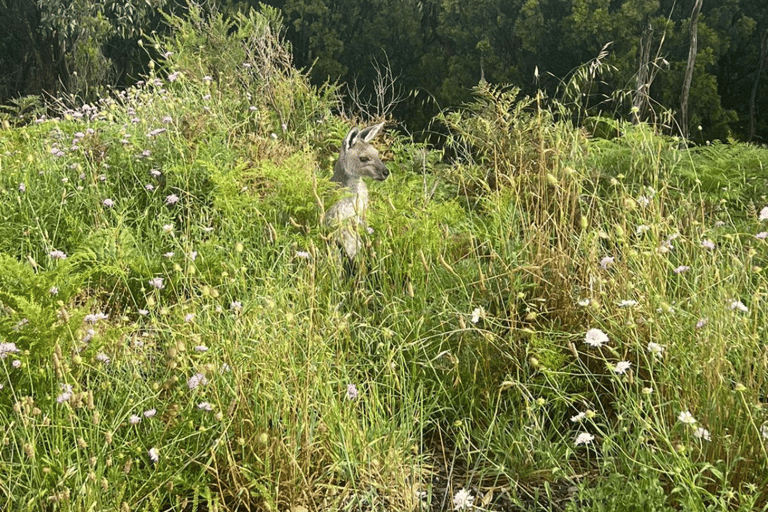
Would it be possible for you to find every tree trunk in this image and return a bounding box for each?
[680,0,703,140]
[749,28,768,142]
[633,18,653,124]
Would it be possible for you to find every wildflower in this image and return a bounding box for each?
[194,345,208,352]
[95,353,110,365]
[163,252,174,259]
[162,224,174,234]
[678,411,696,425]
[730,300,748,312]
[197,402,213,411]
[714,220,726,227]
[230,301,242,312]
[761,424,768,440]
[150,169,162,177]
[148,447,159,463]
[162,116,173,124]
[471,306,485,324]
[453,488,474,511]
[618,300,637,307]
[148,277,164,290]
[165,194,179,205]
[647,342,664,357]
[693,427,711,441]
[674,265,690,274]
[57,383,73,403]
[138,309,149,316]
[12,359,21,368]
[346,383,359,400]
[220,363,231,373]
[167,72,180,82]
[203,76,212,83]
[599,256,615,270]
[295,250,311,259]
[574,432,595,446]
[184,313,195,323]
[84,312,108,324]
[19,182,25,192]
[147,128,166,137]
[203,226,214,233]
[129,415,141,425]
[577,298,591,307]
[642,387,653,394]
[637,196,650,207]
[614,361,631,374]
[636,224,650,235]
[696,317,709,329]
[49,286,59,295]
[571,412,586,422]
[144,409,156,418]
[759,206,768,221]
[584,328,609,348]
[102,198,114,208]
[755,232,768,240]
[49,250,67,260]
[189,251,198,261]
[187,372,208,390]
[0,342,21,358]
[701,239,715,250]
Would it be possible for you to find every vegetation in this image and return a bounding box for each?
[2,4,768,511]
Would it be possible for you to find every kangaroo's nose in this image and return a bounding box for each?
[381,165,390,179]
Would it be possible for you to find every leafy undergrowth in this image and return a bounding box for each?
[1,5,768,512]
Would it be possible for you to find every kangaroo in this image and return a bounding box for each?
[325,122,389,263]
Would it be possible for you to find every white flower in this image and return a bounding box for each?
[197,402,213,411]
[759,206,768,221]
[194,345,208,352]
[584,328,609,348]
[730,300,748,312]
[755,232,768,240]
[453,488,474,511]
[696,317,709,329]
[295,250,311,259]
[693,427,711,441]
[577,298,591,307]
[678,410,696,425]
[647,342,664,357]
[571,412,586,422]
[614,361,631,374]
[143,408,157,418]
[148,277,164,290]
[701,239,715,249]
[129,415,141,425]
[471,307,485,324]
[162,224,174,234]
[636,224,650,235]
[148,447,159,463]
[618,300,637,307]
[187,372,208,390]
[184,313,195,323]
[574,432,595,446]
[674,265,690,274]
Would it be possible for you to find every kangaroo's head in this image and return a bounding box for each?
[332,122,389,185]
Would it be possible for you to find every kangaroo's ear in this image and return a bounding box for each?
[358,122,385,143]
[342,127,359,152]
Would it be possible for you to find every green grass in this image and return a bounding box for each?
[2,5,768,511]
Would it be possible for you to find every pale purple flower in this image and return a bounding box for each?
[95,353,110,365]
[759,206,768,221]
[184,313,195,323]
[701,239,715,250]
[696,317,709,329]
[49,250,67,260]
[194,345,208,352]
[230,301,242,312]
[82,328,95,343]
[18,182,25,192]
[584,328,609,348]
[636,224,650,235]
[148,447,159,463]
[187,372,208,390]
[674,265,690,274]
[0,343,20,359]
[49,286,59,295]
[203,76,212,82]
[167,71,180,82]
[599,256,615,270]
[102,198,114,208]
[150,169,162,177]
[295,251,311,259]
[197,402,213,411]
[574,432,595,446]
[129,414,141,425]
[56,383,73,403]
[12,359,21,368]
[678,410,696,425]
[144,408,157,418]
[613,361,631,374]
[730,300,748,312]
[141,149,151,158]
[346,383,359,400]
[453,488,474,511]
[755,232,768,240]
[148,277,164,290]
[165,194,179,205]
[84,312,108,324]
[162,116,173,124]
[148,128,166,137]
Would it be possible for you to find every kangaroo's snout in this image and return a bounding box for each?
[375,164,390,181]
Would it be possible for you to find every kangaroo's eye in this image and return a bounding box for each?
[359,156,370,162]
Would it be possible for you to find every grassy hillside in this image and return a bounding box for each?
[1,6,768,512]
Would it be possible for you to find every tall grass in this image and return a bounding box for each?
[1,4,768,511]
